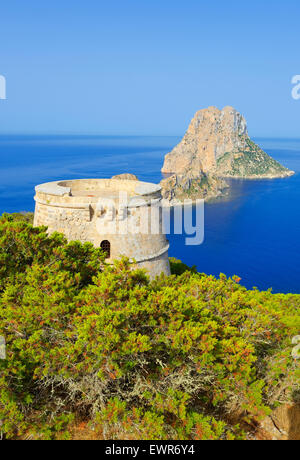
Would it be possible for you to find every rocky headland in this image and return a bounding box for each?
[160,170,228,205]
[161,106,294,205]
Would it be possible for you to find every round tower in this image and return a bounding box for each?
[33,177,170,278]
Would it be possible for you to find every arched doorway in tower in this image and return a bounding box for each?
[100,240,111,258]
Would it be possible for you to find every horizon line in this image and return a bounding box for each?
[0,133,299,140]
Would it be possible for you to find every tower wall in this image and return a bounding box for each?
[34,178,171,278]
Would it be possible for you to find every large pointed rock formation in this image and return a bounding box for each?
[162,106,293,179]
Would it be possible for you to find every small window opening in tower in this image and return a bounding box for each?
[100,240,111,258]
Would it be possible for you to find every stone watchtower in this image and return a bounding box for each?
[33,176,170,278]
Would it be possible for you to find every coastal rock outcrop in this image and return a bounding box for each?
[161,170,228,205]
[162,106,294,178]
[160,106,293,204]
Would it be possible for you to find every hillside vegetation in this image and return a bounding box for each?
[216,138,291,178]
[0,213,299,440]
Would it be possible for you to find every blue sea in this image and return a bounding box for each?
[0,135,299,294]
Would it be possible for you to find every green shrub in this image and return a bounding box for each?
[0,215,299,439]
[169,257,197,275]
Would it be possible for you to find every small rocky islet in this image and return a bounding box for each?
[160,106,294,205]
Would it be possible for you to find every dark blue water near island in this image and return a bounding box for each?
[0,135,299,294]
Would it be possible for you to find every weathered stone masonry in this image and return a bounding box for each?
[34,178,171,278]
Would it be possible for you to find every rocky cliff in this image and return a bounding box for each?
[161,170,228,205]
[161,106,293,204]
[162,106,293,178]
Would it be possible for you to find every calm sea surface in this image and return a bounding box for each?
[0,135,299,294]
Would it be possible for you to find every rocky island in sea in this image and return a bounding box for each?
[160,106,294,205]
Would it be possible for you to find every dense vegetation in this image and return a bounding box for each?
[0,213,299,440]
[217,137,290,177]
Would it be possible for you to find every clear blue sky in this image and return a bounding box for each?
[0,0,299,137]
